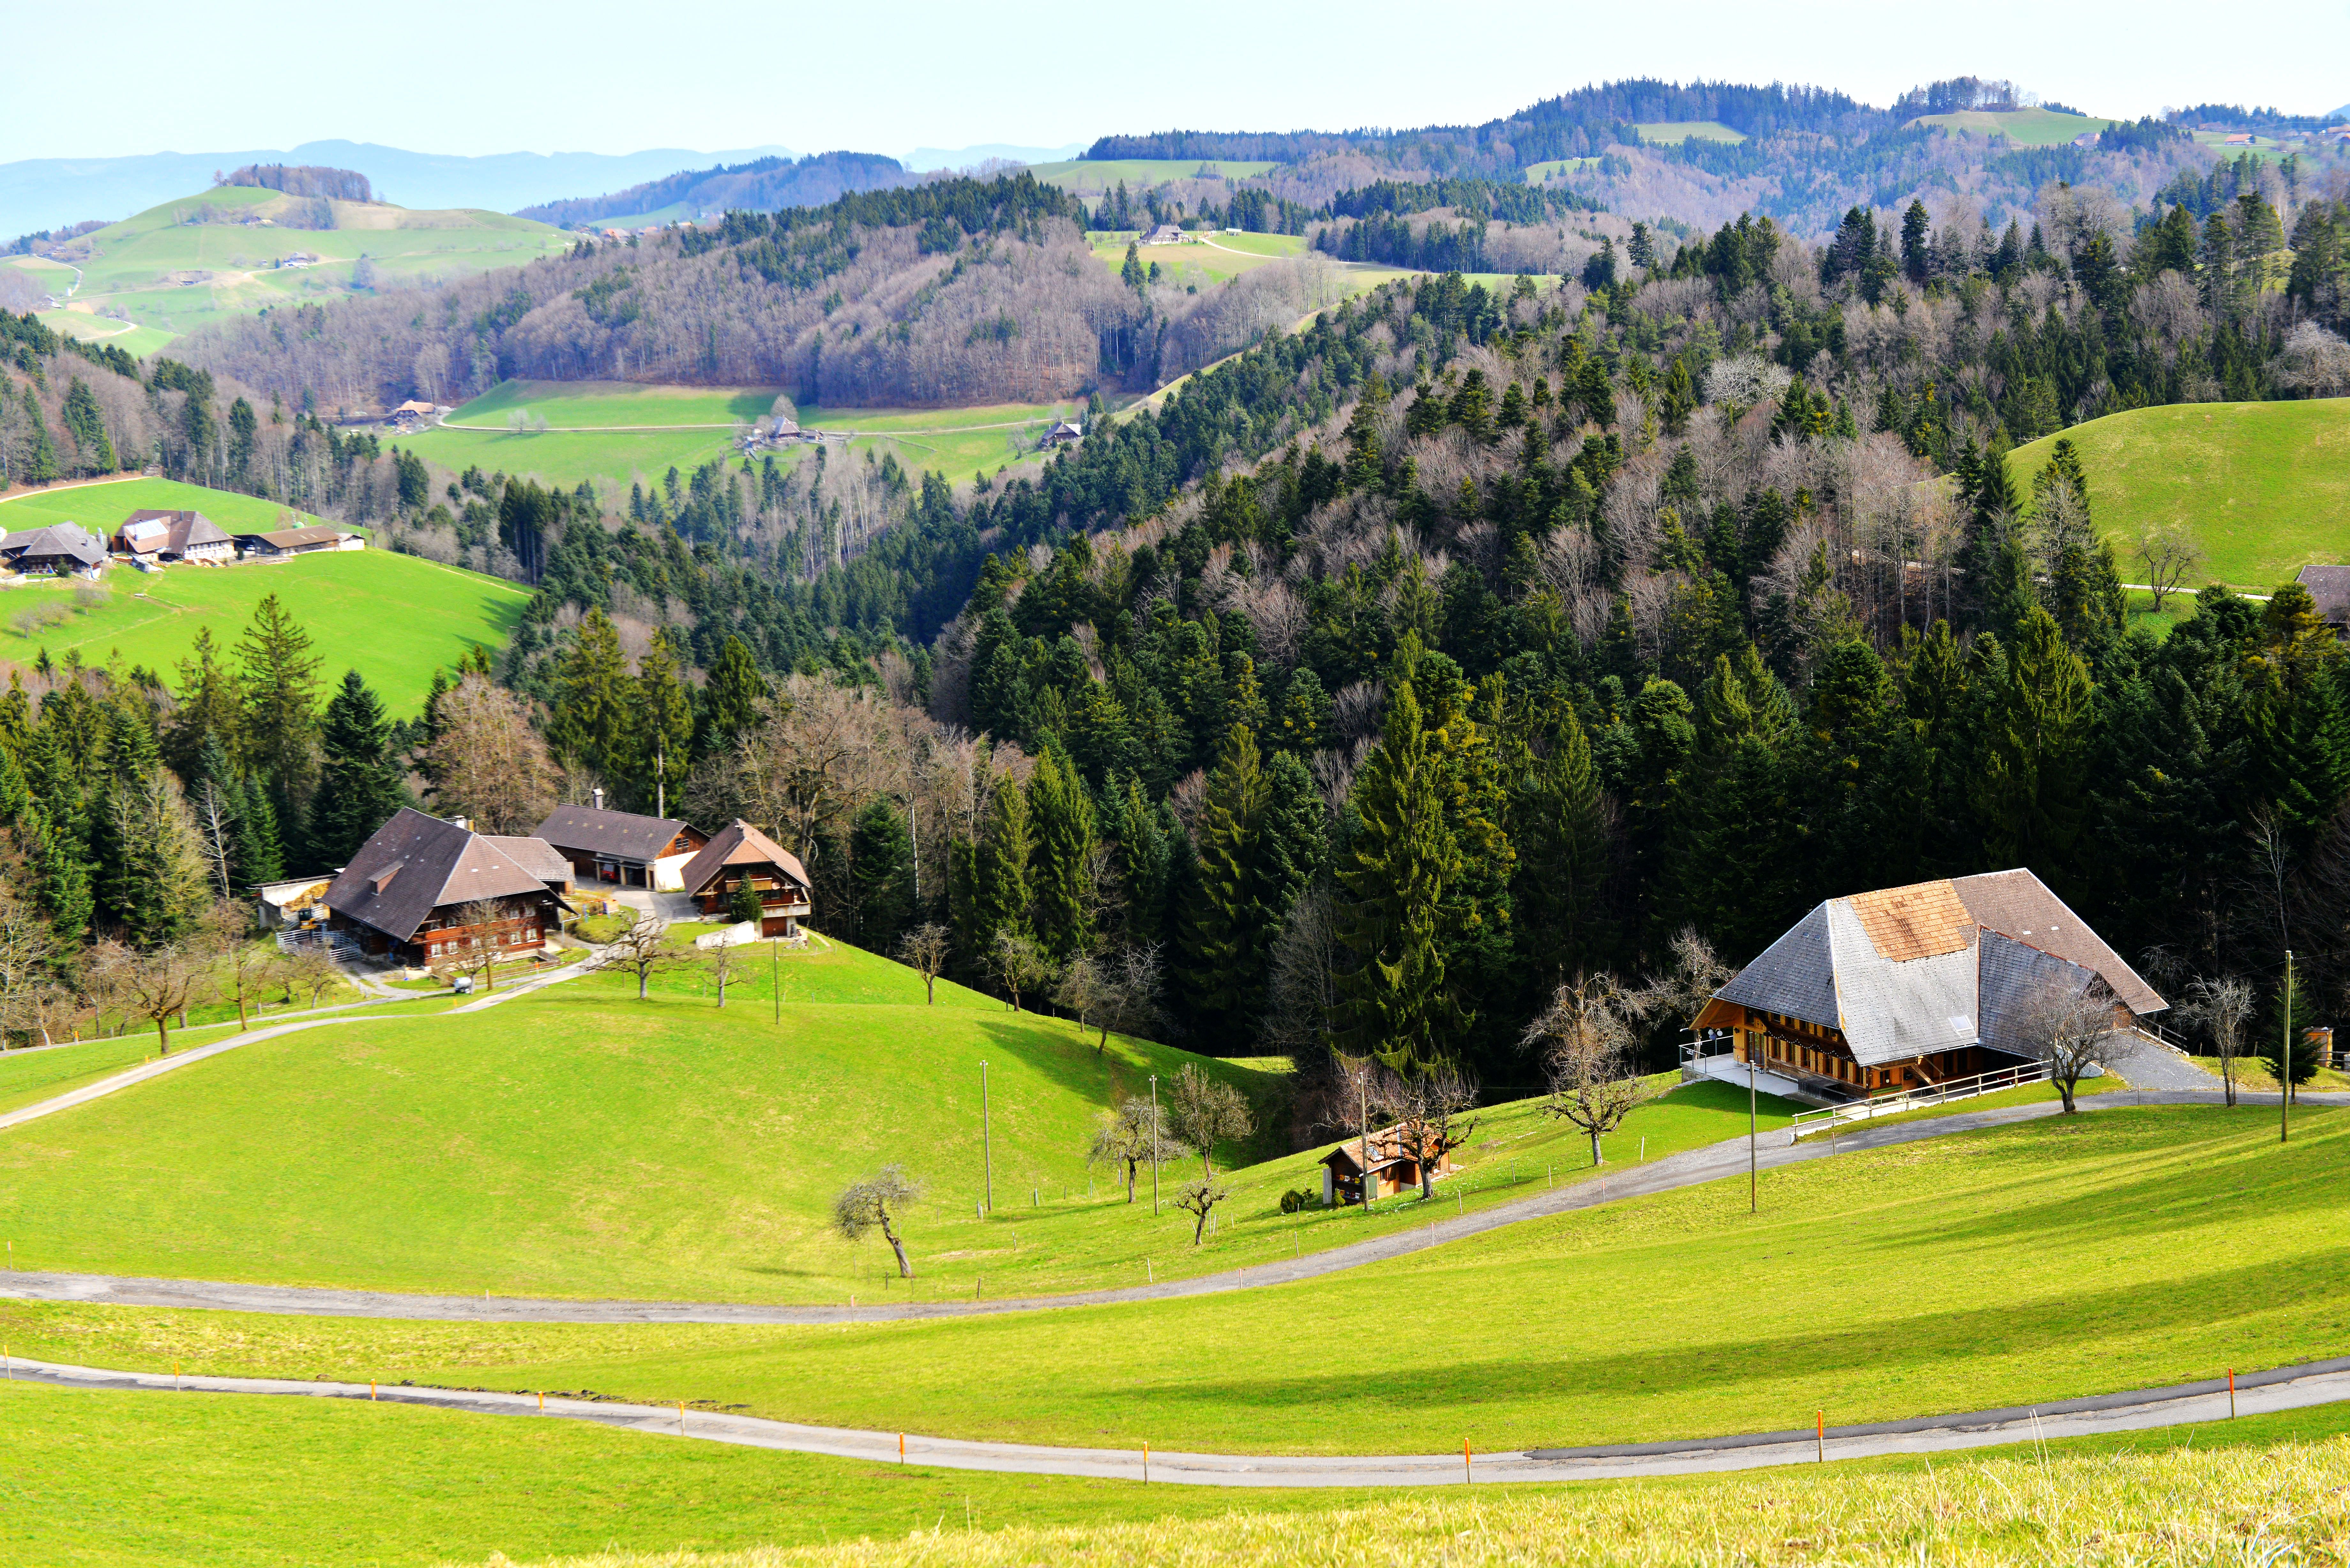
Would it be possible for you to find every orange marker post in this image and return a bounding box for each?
[2228,1368,2237,1419]
[1143,1440,1150,1485]
[370,1381,377,1401]
[1463,1438,1472,1484]
[1816,1411,1824,1462]
[899,1432,906,1463]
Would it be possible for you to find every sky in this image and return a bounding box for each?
[4,0,2343,162]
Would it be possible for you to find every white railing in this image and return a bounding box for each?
[1786,1057,2052,1140]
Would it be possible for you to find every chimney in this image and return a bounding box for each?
[592,787,604,811]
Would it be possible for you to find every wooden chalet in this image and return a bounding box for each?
[1693,870,2165,1098]
[116,509,234,562]
[324,809,572,966]
[0,523,109,577]
[534,798,707,891]
[677,819,813,938]
[1318,1125,1456,1207]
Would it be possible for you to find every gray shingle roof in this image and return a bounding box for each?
[1709,868,2164,1068]
[481,834,573,886]
[534,804,695,861]
[1976,930,2104,1058]
[0,523,108,567]
[326,808,557,942]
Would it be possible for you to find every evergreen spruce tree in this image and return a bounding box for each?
[1026,748,1094,960]
[972,779,1032,948]
[1510,698,1609,987]
[1332,683,1466,1070]
[237,592,323,862]
[632,631,696,813]
[163,628,242,789]
[1108,775,1171,945]
[697,634,769,757]
[0,744,91,941]
[847,797,914,952]
[309,671,403,869]
[545,609,633,779]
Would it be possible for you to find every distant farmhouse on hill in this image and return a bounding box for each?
[236,525,365,557]
[0,524,108,578]
[115,509,233,563]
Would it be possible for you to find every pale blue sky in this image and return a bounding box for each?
[4,0,2341,161]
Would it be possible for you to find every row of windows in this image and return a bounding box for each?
[430,928,539,958]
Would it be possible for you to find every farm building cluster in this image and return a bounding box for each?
[0,507,364,581]
[279,801,815,973]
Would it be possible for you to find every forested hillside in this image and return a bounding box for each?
[515,151,915,227]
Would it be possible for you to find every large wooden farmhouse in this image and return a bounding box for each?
[1694,870,2165,1096]
[678,819,814,938]
[534,799,708,891]
[325,809,572,967]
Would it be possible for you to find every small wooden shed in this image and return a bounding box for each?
[1318,1125,1456,1207]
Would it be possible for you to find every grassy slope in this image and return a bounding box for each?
[1909,108,2118,144]
[8,1103,2336,1459]
[4,1105,2331,1457]
[2006,398,2350,588]
[0,931,1793,1302]
[1634,121,1746,143]
[0,479,528,711]
[14,1384,2345,1568]
[2,184,569,343]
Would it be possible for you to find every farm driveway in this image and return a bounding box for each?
[10,1350,2350,1484]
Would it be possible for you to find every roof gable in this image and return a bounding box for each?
[325,808,553,941]
[1716,903,1839,1029]
[1952,870,2164,1015]
[678,818,811,896]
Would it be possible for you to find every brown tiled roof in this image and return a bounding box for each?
[326,808,556,942]
[1846,879,1975,962]
[120,509,232,556]
[677,818,810,897]
[534,804,696,861]
[238,525,355,548]
[1951,870,2165,1016]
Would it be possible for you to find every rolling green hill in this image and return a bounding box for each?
[0,478,527,711]
[2006,398,2350,590]
[1634,120,1747,144]
[1,183,571,346]
[1908,107,2117,145]
[1025,159,1276,196]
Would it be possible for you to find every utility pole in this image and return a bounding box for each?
[1149,1074,1161,1216]
[1359,1067,1372,1215]
[772,939,779,1023]
[982,1061,994,1212]
[656,738,665,821]
[1748,1034,1760,1215]
[2282,950,2294,1144]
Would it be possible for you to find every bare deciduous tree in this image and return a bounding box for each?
[986,930,1056,1014]
[1166,1062,1255,1177]
[1174,1173,1231,1245]
[2132,522,2206,616]
[200,901,265,1031]
[590,914,692,999]
[2019,979,2125,1114]
[0,875,65,1045]
[1528,971,1656,1166]
[427,675,565,833]
[2183,974,2255,1107]
[897,923,950,1005]
[86,940,208,1056]
[1374,1063,1481,1199]
[274,946,345,1011]
[444,898,511,994]
[1087,1095,1188,1203]
[704,932,744,1008]
[834,1165,922,1278]
[195,779,237,902]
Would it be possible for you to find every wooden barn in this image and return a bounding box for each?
[1319,1125,1457,1207]
[678,819,814,938]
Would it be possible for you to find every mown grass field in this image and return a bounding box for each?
[0,936,1793,1304]
[1634,120,1746,144]
[1523,156,1599,183]
[1026,159,1276,195]
[14,1380,2343,1568]
[0,479,527,711]
[1909,107,2117,144]
[412,382,1115,490]
[35,309,177,358]
[2008,397,2350,589]
[6,1103,2332,1459]
[1,183,569,343]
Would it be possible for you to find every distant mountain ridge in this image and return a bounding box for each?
[514,151,916,227]
[0,140,794,242]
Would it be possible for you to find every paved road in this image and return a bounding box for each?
[0,959,586,1136]
[2109,1036,2224,1092]
[8,1089,2336,1325]
[10,1351,2348,1485]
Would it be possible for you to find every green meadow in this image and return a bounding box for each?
[0,479,527,711]
[1523,156,1600,183]
[13,1379,2345,1568]
[0,936,1795,1305]
[1026,159,1276,195]
[6,1100,2334,1458]
[1909,107,2118,145]
[35,309,177,357]
[2007,397,2350,589]
[1634,120,1747,144]
[2,183,569,343]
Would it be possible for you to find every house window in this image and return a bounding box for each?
[430,943,441,956]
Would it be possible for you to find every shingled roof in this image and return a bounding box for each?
[1709,868,2163,1067]
[534,804,695,861]
[678,818,810,897]
[326,809,559,942]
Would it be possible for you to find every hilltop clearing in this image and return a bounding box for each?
[4,181,569,348]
